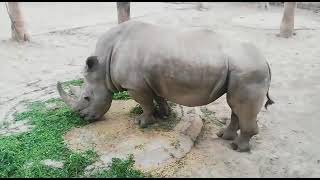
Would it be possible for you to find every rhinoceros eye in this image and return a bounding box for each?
[84,97,90,101]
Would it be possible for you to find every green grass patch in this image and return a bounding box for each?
[89,154,147,178]
[130,105,144,115]
[0,98,145,178]
[62,79,84,87]
[112,91,131,100]
[199,107,223,127]
[129,102,180,132]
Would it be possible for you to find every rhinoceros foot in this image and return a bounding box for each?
[135,114,156,128]
[230,135,251,152]
[216,128,238,140]
[154,96,171,119]
[154,108,170,119]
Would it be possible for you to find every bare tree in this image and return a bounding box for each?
[197,2,208,11]
[279,2,297,38]
[7,2,30,42]
[117,2,130,24]
[257,2,270,10]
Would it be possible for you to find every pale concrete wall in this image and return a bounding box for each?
[297,2,320,10]
[270,2,320,10]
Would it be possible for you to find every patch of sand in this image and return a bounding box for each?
[64,100,203,174]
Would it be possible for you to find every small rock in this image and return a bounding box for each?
[0,121,34,137]
[218,118,228,124]
[84,161,107,177]
[270,154,279,160]
[170,135,193,159]
[8,120,29,129]
[41,159,64,169]
[12,125,32,133]
[45,103,60,110]
[26,80,41,86]
[24,161,34,169]
[0,129,8,136]
[175,107,203,141]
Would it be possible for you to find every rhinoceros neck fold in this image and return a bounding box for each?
[104,45,122,93]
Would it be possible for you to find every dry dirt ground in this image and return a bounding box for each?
[1,2,320,178]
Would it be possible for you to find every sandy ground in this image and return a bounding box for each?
[1,2,320,178]
[64,100,203,175]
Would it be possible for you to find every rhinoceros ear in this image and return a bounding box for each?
[86,56,99,71]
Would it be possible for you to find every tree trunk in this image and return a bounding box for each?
[197,2,204,10]
[279,2,296,38]
[257,2,270,10]
[7,2,30,42]
[117,2,130,24]
[197,2,208,11]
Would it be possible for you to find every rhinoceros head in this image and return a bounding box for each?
[57,56,112,121]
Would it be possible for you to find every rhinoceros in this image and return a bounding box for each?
[57,20,274,152]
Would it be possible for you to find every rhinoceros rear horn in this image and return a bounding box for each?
[57,81,79,111]
[86,56,99,71]
[69,85,82,97]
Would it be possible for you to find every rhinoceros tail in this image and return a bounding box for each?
[265,92,274,109]
[265,62,275,109]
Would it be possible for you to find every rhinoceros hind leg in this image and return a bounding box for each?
[154,96,171,119]
[216,112,239,140]
[226,84,266,152]
[230,114,259,152]
[128,90,156,128]
[227,103,261,152]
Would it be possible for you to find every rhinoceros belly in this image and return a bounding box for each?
[144,53,229,107]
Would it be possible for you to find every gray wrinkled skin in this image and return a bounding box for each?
[57,20,274,152]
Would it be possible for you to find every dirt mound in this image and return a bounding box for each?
[64,100,204,174]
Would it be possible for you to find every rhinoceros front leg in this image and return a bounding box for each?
[154,96,171,119]
[128,90,156,128]
[216,112,239,140]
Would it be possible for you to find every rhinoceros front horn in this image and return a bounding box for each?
[57,82,79,111]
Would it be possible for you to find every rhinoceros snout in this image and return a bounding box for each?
[79,112,101,122]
